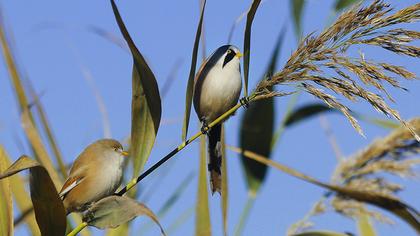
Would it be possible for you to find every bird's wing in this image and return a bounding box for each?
[194,57,209,85]
[193,57,214,119]
[59,174,85,200]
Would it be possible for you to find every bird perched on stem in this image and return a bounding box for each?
[193,45,243,194]
[59,139,128,214]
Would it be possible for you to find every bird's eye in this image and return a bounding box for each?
[223,49,236,68]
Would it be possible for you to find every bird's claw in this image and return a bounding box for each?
[201,122,209,134]
[240,97,250,108]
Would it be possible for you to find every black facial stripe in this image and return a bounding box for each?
[222,50,236,68]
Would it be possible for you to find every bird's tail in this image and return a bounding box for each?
[207,124,222,194]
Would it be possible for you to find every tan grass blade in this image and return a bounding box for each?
[1,10,63,189]
[21,110,62,189]
[221,125,228,236]
[0,14,31,115]
[195,135,211,236]
[0,146,13,236]
[27,82,67,178]
[182,0,207,141]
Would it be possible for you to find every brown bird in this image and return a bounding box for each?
[59,139,128,214]
[193,45,243,194]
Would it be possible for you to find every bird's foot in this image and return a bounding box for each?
[201,121,209,134]
[240,97,250,108]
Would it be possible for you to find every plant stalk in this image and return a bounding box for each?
[67,94,256,236]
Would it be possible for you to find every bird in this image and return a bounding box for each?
[193,45,243,194]
[59,139,128,214]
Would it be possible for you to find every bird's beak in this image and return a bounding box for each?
[121,151,129,157]
[236,52,243,58]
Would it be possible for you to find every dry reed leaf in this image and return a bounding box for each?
[0,155,66,236]
[182,0,207,142]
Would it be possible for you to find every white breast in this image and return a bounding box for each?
[199,60,242,122]
[94,152,124,199]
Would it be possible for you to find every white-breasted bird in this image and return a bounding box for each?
[59,139,128,214]
[193,45,243,194]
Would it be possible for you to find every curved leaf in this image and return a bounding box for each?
[0,156,66,236]
[243,0,262,97]
[0,147,13,236]
[110,0,162,178]
[30,167,66,236]
[21,110,62,189]
[239,28,285,195]
[182,0,207,141]
[240,97,274,194]
[30,87,68,178]
[195,136,211,236]
[1,153,40,235]
[83,195,165,235]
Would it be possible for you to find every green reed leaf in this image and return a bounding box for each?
[110,0,162,179]
[243,0,261,98]
[182,0,207,142]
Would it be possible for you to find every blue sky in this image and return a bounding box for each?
[1,0,419,235]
